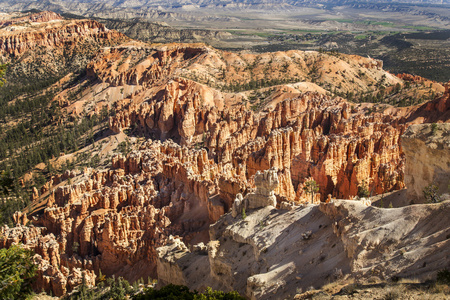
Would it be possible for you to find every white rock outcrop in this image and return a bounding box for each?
[231,168,278,218]
[156,199,450,299]
[402,123,450,203]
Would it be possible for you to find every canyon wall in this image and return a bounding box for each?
[155,116,450,299]
[0,13,128,83]
[0,13,449,296]
[402,123,450,203]
[156,198,450,299]
[94,43,407,201]
[1,140,222,296]
[0,11,63,27]
[0,19,125,57]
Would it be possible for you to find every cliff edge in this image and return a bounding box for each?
[402,123,450,203]
[157,196,450,299]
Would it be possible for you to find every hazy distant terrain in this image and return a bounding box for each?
[1,0,449,30]
[1,0,449,81]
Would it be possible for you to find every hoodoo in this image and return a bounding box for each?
[0,9,448,299]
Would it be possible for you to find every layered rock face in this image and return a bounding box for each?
[157,199,450,299]
[117,87,406,201]
[0,18,124,57]
[1,24,449,297]
[405,82,450,123]
[0,140,222,295]
[156,112,450,299]
[0,12,128,82]
[101,18,232,45]
[91,43,408,201]
[401,123,450,203]
[0,16,123,56]
[0,225,96,296]
[232,168,278,217]
[0,11,63,27]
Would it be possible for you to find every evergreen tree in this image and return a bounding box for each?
[0,64,7,87]
[0,244,37,300]
[423,183,441,203]
[303,179,319,203]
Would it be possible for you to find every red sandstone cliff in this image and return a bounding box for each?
[1,141,222,295]
[0,19,125,57]
[0,20,449,296]
[92,43,408,201]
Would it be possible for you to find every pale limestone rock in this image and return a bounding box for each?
[231,168,279,218]
[231,193,243,218]
[192,242,208,254]
[360,197,372,207]
[157,200,450,300]
[402,123,450,202]
[156,237,190,286]
[280,201,299,210]
[156,238,213,289]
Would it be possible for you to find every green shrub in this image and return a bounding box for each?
[132,284,245,300]
[65,275,134,300]
[357,185,370,198]
[0,244,37,300]
[133,284,195,300]
[303,179,319,203]
[423,183,441,203]
[431,123,438,134]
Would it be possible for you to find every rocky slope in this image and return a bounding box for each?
[1,140,217,296]
[0,13,449,297]
[92,42,447,202]
[156,171,450,299]
[0,19,119,57]
[0,10,63,27]
[99,18,232,45]
[402,123,450,203]
[0,11,128,81]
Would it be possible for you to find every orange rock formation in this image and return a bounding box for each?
[0,16,449,296]
[0,11,63,27]
[0,19,125,57]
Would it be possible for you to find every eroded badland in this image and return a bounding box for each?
[0,10,449,299]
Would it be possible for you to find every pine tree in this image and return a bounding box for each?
[0,244,37,299]
[303,179,319,203]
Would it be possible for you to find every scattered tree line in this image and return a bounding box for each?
[0,113,110,225]
[0,243,245,300]
[0,64,111,226]
[222,77,298,93]
[65,282,245,300]
[333,82,437,107]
